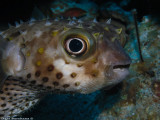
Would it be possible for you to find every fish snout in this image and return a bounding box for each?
[104,50,131,83]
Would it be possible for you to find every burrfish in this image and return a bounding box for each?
[0,18,131,117]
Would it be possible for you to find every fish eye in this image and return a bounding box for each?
[61,28,96,59]
[64,37,87,57]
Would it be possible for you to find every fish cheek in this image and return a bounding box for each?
[2,44,26,75]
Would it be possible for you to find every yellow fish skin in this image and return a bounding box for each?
[0,19,131,117]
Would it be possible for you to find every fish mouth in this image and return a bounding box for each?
[105,63,131,81]
[112,64,130,80]
[113,64,130,69]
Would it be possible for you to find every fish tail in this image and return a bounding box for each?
[0,35,8,90]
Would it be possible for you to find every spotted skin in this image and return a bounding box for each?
[0,19,131,117]
[0,78,38,118]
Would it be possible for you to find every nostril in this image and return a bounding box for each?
[113,64,130,69]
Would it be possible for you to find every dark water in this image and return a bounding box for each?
[0,0,159,24]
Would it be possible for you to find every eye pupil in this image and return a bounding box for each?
[69,39,83,52]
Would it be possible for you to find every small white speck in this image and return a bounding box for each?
[72,17,76,20]
[0,31,4,35]
[69,20,76,25]
[106,18,111,24]
[2,34,7,38]
[93,18,97,23]
[35,30,42,37]
[20,30,27,35]
[15,21,20,28]
[45,21,52,26]
[78,19,83,23]
[54,17,59,21]
[142,16,149,23]
[29,18,36,26]
[20,20,23,24]
[157,35,160,39]
[30,18,36,22]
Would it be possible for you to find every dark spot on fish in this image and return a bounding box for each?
[56,72,63,79]
[42,77,49,82]
[27,73,31,78]
[9,97,13,100]
[20,81,27,84]
[32,101,36,104]
[71,72,77,78]
[91,70,99,77]
[35,71,41,77]
[14,93,17,96]
[19,77,23,80]
[65,60,70,64]
[19,100,23,103]
[25,98,29,101]
[1,97,5,100]
[54,89,60,92]
[10,88,14,90]
[1,103,6,107]
[77,64,83,67]
[12,103,17,106]
[0,91,4,94]
[25,103,29,106]
[2,108,9,111]
[6,92,10,95]
[0,114,4,117]
[47,86,51,89]
[20,107,24,110]
[5,83,10,86]
[38,84,43,88]
[13,79,19,81]
[63,84,70,88]
[53,81,59,86]
[4,88,8,91]
[7,75,13,80]
[47,65,54,71]
[31,80,36,84]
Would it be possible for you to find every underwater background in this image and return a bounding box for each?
[0,0,160,119]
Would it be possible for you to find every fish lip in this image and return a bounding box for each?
[113,67,130,81]
[112,57,132,70]
[113,64,130,70]
[104,61,131,81]
[112,62,131,80]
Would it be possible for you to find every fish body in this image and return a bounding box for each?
[0,19,131,117]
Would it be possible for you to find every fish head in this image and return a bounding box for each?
[43,22,131,93]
